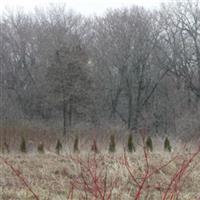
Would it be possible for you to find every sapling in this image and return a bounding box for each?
[128,133,135,153]
[37,142,45,154]
[2,140,9,154]
[91,139,98,153]
[164,137,172,152]
[56,139,62,155]
[109,134,116,153]
[73,136,79,153]
[20,136,27,153]
[146,136,153,152]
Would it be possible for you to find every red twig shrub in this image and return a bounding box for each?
[162,147,200,200]
[0,156,39,200]
[68,153,119,200]
[123,130,200,200]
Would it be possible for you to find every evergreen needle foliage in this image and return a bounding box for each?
[91,139,98,153]
[146,136,153,152]
[38,142,45,153]
[109,134,116,153]
[20,136,27,153]
[164,137,172,152]
[128,133,135,152]
[56,139,62,155]
[73,136,79,153]
[2,141,9,154]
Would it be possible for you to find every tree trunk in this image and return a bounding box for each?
[132,108,140,131]
[128,94,133,129]
[132,76,143,131]
[63,98,67,136]
[110,87,122,120]
[68,96,72,128]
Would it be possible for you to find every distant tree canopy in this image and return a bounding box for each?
[1,1,200,136]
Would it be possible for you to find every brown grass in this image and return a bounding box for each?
[0,126,200,200]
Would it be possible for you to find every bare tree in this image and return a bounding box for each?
[91,7,167,130]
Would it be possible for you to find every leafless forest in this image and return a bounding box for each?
[1,0,200,138]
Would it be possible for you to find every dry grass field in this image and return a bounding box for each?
[1,125,200,200]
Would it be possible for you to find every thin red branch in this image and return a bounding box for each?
[0,156,39,200]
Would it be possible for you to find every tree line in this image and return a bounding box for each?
[1,0,200,136]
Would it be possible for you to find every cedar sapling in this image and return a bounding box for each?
[146,136,153,152]
[38,142,45,154]
[128,133,135,153]
[2,140,9,154]
[164,137,172,152]
[56,139,62,155]
[91,139,98,153]
[109,134,116,153]
[20,136,27,153]
[73,136,79,153]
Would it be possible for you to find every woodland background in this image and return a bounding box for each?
[1,0,200,137]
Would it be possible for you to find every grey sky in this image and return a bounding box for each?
[0,0,169,15]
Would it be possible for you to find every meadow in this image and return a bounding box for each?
[1,126,200,200]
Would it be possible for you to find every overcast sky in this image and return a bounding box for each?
[0,0,169,15]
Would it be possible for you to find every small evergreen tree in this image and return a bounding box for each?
[146,136,153,152]
[20,136,27,153]
[91,139,98,153]
[56,139,62,155]
[38,142,45,154]
[128,133,135,153]
[73,136,79,153]
[164,137,172,152]
[2,140,9,154]
[109,134,116,153]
